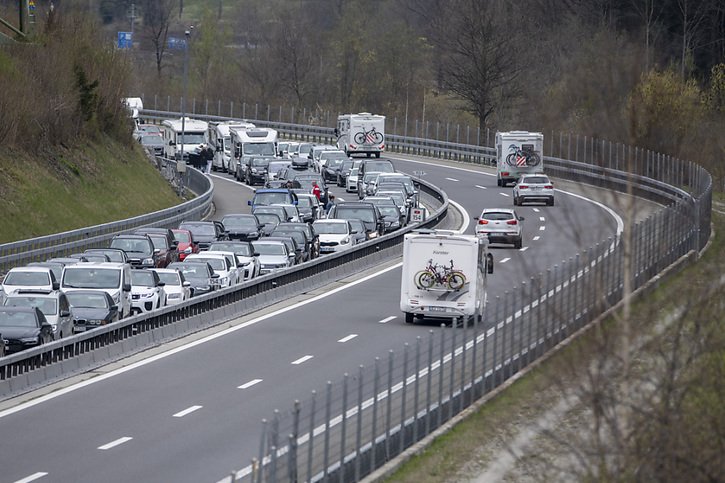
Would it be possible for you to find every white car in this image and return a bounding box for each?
[313,219,356,253]
[474,208,525,249]
[1,267,59,302]
[185,253,238,287]
[346,167,359,192]
[130,269,167,315]
[513,174,555,206]
[208,242,260,281]
[2,289,75,339]
[272,203,303,223]
[151,268,191,305]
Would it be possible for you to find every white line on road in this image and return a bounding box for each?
[14,473,48,483]
[539,216,545,222]
[499,193,510,197]
[98,437,133,451]
[500,258,511,263]
[337,197,345,202]
[291,355,314,365]
[539,226,546,231]
[173,405,203,418]
[337,334,358,343]
[519,247,529,252]
[378,316,396,324]
[475,185,487,190]
[533,208,540,213]
[238,379,263,389]
[445,177,459,182]
[533,236,541,241]
[447,199,470,234]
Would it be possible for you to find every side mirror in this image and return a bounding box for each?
[253,252,260,257]
[182,281,191,287]
[172,241,179,249]
[519,216,525,221]
[247,200,252,206]
[111,305,119,312]
[169,141,175,146]
[211,273,220,279]
[154,249,161,254]
[123,283,132,292]
[60,309,71,317]
[52,281,60,290]
[157,281,165,287]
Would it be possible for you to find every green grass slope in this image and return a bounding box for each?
[0,138,181,244]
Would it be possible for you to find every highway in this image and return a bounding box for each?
[1,154,625,483]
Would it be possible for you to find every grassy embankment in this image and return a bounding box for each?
[386,194,724,482]
[0,138,181,244]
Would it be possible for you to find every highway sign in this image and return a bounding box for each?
[117,31,132,49]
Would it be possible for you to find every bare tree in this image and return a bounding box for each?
[140,0,175,78]
[630,0,664,70]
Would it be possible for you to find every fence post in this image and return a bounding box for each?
[426,330,434,436]
[414,336,421,443]
[306,390,317,483]
[323,382,332,479]
[385,350,393,460]
[289,400,300,483]
[437,325,445,428]
[256,419,268,483]
[355,365,364,482]
[492,295,500,386]
[400,343,409,455]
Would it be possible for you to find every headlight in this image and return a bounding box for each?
[51,324,58,332]
[88,319,105,326]
[141,292,155,299]
[218,276,229,285]
[368,232,378,239]
[250,232,259,237]
[251,168,258,174]
[142,258,154,266]
[110,291,121,304]
[183,247,193,254]
[341,237,350,244]
[21,337,38,343]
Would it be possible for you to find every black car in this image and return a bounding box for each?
[241,156,271,185]
[65,290,120,333]
[276,222,320,258]
[336,159,355,187]
[0,306,53,354]
[221,214,264,241]
[83,248,130,264]
[327,202,385,239]
[265,235,303,265]
[167,261,221,297]
[270,229,312,262]
[254,213,282,236]
[178,221,227,250]
[110,234,162,268]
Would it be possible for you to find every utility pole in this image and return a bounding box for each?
[129,3,136,47]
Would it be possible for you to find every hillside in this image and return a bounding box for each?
[0,137,181,244]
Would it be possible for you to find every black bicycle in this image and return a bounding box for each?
[506,144,541,167]
[353,127,384,145]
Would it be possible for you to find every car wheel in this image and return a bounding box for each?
[405,312,415,324]
[549,198,555,206]
[513,196,518,206]
[514,237,523,249]
[497,178,502,187]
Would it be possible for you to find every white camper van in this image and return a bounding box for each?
[400,230,493,325]
[495,131,544,187]
[161,117,209,162]
[123,97,143,125]
[336,113,385,158]
[230,127,278,180]
[208,120,256,172]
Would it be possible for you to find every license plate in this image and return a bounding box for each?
[74,326,86,332]
[532,186,542,191]
[429,306,448,313]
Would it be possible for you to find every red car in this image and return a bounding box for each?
[172,228,199,261]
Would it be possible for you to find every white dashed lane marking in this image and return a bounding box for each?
[533,236,541,241]
[519,247,529,252]
[337,334,358,343]
[14,473,48,483]
[539,226,546,231]
[499,193,510,197]
[445,177,460,182]
[533,208,540,213]
[378,316,396,324]
[500,258,511,263]
[475,185,487,190]
[173,405,203,418]
[238,379,263,389]
[98,437,133,450]
[291,355,314,365]
[539,216,545,222]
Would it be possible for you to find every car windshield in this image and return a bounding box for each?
[314,222,348,234]
[155,272,181,286]
[255,214,281,225]
[223,136,231,152]
[222,217,256,229]
[254,207,286,218]
[4,271,51,286]
[148,235,168,250]
[141,136,163,146]
[179,132,205,144]
[268,162,288,174]
[0,310,39,328]
[28,263,63,281]
[173,231,191,243]
[190,258,226,271]
[66,292,110,309]
[254,192,290,205]
[252,242,286,255]
[296,197,312,207]
[521,176,549,184]
[170,263,210,278]
[482,212,515,221]
[87,250,124,263]
[111,238,153,255]
[298,144,313,155]
[243,142,275,156]
[182,224,215,236]
[336,207,375,223]
[348,220,365,233]
[379,206,399,217]
[366,162,394,173]
[63,268,121,289]
[3,296,57,316]
[209,243,253,257]
[251,158,269,167]
[274,231,305,245]
[131,270,156,287]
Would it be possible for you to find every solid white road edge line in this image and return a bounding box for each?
[98,437,133,451]
[14,473,48,483]
[173,405,203,418]
[378,316,396,324]
[238,379,263,389]
[0,263,404,420]
[447,199,470,235]
[337,334,358,343]
[291,355,314,365]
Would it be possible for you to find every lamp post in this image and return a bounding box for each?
[177,28,192,196]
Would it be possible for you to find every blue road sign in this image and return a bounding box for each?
[167,37,187,50]
[117,32,132,49]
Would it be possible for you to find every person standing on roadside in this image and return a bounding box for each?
[312,181,322,201]
[325,194,336,214]
[203,143,214,174]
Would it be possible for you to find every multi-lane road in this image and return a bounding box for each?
[1,154,628,483]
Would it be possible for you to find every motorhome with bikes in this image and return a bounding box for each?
[335,113,385,158]
[495,131,544,187]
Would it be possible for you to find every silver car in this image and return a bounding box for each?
[474,208,525,248]
[513,174,554,206]
[2,289,74,339]
[251,240,295,274]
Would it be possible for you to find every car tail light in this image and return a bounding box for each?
[478,219,488,225]
[518,185,529,189]
[506,220,518,225]
[502,171,509,176]
[544,185,553,189]
[349,144,357,149]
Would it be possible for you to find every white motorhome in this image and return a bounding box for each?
[229,127,278,180]
[400,230,493,325]
[123,97,143,125]
[336,112,385,158]
[208,120,255,173]
[160,117,209,162]
[495,131,544,187]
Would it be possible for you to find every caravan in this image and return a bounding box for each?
[229,127,278,181]
[207,120,255,172]
[335,113,385,158]
[495,131,544,187]
[160,117,209,163]
[400,230,493,325]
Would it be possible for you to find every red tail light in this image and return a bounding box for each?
[544,185,553,189]
[478,219,488,225]
[502,171,509,176]
[506,220,518,225]
[518,185,529,189]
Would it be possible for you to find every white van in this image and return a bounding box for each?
[400,230,493,325]
[336,113,385,158]
[495,131,544,187]
[161,117,209,162]
[60,262,133,319]
[208,120,255,173]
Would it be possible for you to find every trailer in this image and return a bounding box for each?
[400,229,493,325]
[335,113,385,158]
[495,131,544,187]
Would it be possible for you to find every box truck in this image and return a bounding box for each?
[335,112,385,158]
[400,229,493,325]
[161,117,209,162]
[495,131,544,187]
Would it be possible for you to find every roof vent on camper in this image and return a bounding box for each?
[247,130,269,137]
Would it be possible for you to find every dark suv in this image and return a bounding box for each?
[327,202,385,240]
[110,234,162,268]
[178,221,227,251]
[239,156,271,185]
[134,228,179,267]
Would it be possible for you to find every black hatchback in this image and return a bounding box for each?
[327,202,385,240]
